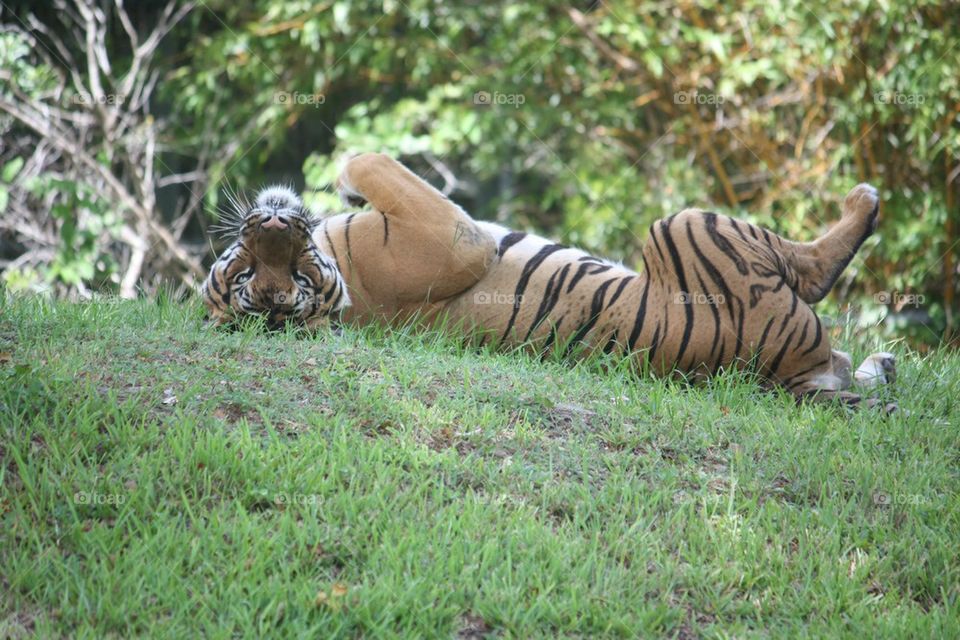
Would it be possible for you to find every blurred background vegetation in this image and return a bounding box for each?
[1,0,957,348]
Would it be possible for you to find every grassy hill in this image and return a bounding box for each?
[1,295,958,638]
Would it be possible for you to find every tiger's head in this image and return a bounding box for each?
[202,185,350,330]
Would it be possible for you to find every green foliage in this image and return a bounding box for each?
[35,177,120,288]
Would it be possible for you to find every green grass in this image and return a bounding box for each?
[1,294,958,638]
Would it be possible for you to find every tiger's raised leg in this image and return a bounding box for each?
[760,184,880,304]
[643,182,892,410]
[335,153,495,306]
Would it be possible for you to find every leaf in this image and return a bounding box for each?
[703,33,727,61]
[1,157,23,182]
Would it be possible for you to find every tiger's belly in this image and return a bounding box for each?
[441,223,647,357]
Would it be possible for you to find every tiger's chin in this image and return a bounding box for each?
[204,309,337,333]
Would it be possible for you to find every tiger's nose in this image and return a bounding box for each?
[260,215,289,231]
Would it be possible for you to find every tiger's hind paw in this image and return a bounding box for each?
[843,183,880,233]
[854,352,896,387]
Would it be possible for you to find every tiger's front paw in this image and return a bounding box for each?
[335,153,368,208]
[335,177,367,208]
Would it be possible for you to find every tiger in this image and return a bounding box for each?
[203,152,897,409]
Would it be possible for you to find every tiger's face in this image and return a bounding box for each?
[202,186,350,330]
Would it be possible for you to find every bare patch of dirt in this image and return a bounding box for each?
[457,612,494,639]
[670,589,716,640]
[541,402,599,437]
[213,402,263,427]
[426,425,479,456]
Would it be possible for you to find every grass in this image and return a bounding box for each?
[1,293,958,638]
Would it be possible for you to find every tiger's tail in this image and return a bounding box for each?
[777,184,880,304]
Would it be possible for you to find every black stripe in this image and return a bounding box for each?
[751,261,781,278]
[344,213,357,264]
[694,267,720,366]
[602,330,619,355]
[222,252,243,274]
[749,284,769,308]
[523,263,572,342]
[628,278,651,349]
[767,326,798,379]
[208,276,230,307]
[733,300,745,361]
[327,282,344,311]
[647,323,662,365]
[209,270,224,295]
[322,223,341,271]
[687,221,737,324]
[539,315,565,358]
[730,218,752,244]
[606,276,634,309]
[566,262,594,293]
[381,213,390,246]
[321,277,339,300]
[755,317,776,367]
[704,212,748,275]
[649,223,667,264]
[794,318,809,353]
[660,217,694,363]
[801,317,823,356]
[777,291,799,338]
[565,262,614,293]
[499,244,566,341]
[564,277,617,356]
[712,337,726,375]
[498,232,527,257]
